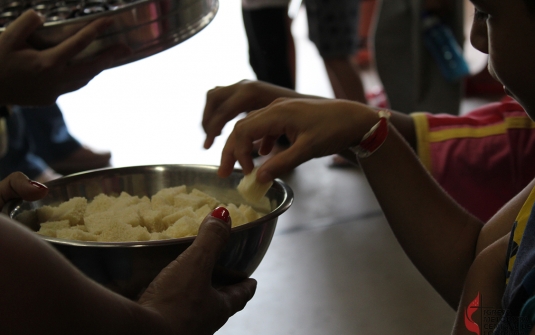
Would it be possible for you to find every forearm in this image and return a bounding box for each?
[0,216,168,335]
[358,126,483,309]
[389,112,416,150]
[254,81,418,148]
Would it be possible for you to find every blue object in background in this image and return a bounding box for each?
[422,12,470,82]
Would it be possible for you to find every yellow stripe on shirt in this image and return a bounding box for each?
[506,185,535,284]
[411,113,432,172]
[428,116,535,142]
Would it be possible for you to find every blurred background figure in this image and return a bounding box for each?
[353,0,376,68]
[0,104,111,182]
[303,0,366,103]
[242,0,367,103]
[373,0,466,115]
[241,0,295,90]
[242,0,373,165]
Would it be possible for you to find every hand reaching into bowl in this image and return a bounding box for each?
[202,80,321,150]
[205,80,418,183]
[0,10,131,106]
[218,97,380,182]
[0,175,256,334]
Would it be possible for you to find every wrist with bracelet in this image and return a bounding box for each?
[349,110,391,159]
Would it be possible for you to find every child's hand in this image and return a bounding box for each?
[138,207,257,335]
[0,10,131,106]
[0,172,48,210]
[218,98,379,183]
[202,80,310,150]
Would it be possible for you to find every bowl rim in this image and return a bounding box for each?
[6,164,294,248]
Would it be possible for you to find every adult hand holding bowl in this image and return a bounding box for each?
[0,173,257,334]
[137,207,257,335]
[3,164,293,299]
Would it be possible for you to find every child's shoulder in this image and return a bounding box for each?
[479,178,535,253]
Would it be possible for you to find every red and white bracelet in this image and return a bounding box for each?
[350,110,392,159]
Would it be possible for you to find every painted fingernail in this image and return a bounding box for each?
[29,180,47,190]
[211,206,230,223]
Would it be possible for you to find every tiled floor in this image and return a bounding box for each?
[55,1,494,333]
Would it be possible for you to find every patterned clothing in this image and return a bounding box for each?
[494,187,535,334]
[242,0,360,58]
[412,99,535,221]
[305,0,360,57]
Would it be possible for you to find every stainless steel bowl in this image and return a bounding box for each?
[2,164,293,299]
[0,0,219,67]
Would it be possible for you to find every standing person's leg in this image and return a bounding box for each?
[322,58,367,102]
[242,4,295,90]
[242,1,295,148]
[305,0,366,167]
[373,0,416,114]
[355,0,377,67]
[373,0,464,115]
[305,0,367,103]
[19,103,111,175]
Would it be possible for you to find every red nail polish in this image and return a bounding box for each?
[211,206,230,223]
[29,180,47,190]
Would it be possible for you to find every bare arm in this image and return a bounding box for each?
[0,215,155,335]
[451,234,509,334]
[203,80,416,152]
[218,98,491,309]
[357,126,483,308]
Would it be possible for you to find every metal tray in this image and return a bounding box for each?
[0,0,219,67]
